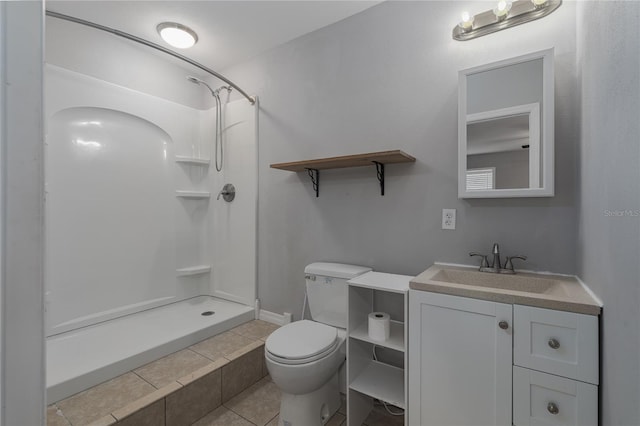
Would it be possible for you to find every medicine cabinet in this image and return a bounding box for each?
[458,48,554,198]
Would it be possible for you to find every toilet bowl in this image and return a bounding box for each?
[265,262,372,426]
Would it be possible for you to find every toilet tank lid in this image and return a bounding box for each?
[304,262,372,279]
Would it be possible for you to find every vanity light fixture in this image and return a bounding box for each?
[459,11,474,31]
[493,0,512,20]
[531,0,549,7]
[157,22,198,49]
[452,0,561,41]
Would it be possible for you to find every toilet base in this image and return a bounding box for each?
[278,374,341,426]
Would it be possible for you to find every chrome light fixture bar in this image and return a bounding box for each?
[453,0,562,41]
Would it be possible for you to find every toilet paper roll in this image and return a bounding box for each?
[368,312,391,341]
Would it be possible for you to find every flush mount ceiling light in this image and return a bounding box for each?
[157,22,198,49]
[453,0,561,41]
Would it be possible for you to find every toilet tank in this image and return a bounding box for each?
[304,262,372,328]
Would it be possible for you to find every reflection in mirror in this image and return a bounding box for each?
[458,48,554,198]
[466,103,539,191]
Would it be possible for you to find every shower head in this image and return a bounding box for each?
[186,75,216,97]
[186,75,232,97]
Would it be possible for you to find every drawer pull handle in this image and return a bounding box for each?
[548,338,560,349]
[498,321,509,330]
[547,402,559,415]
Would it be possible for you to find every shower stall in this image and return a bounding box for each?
[44,14,258,403]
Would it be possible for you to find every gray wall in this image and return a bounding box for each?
[577,2,640,425]
[223,0,580,318]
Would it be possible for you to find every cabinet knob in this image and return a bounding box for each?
[498,321,509,330]
[547,402,559,415]
[548,338,560,349]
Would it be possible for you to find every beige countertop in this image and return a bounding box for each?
[410,264,601,316]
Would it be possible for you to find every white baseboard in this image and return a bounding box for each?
[258,309,285,325]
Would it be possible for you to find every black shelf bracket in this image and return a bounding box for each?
[306,168,320,197]
[373,161,385,196]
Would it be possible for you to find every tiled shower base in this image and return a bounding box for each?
[47,320,403,426]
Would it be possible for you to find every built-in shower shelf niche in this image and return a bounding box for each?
[175,190,211,199]
[175,156,210,166]
[176,265,211,277]
[270,150,416,197]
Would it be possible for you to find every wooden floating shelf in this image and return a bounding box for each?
[270,150,415,172]
[175,156,210,166]
[270,150,415,197]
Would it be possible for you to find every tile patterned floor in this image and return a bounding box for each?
[193,377,403,426]
[48,320,279,426]
[48,319,404,426]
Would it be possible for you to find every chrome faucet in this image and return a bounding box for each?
[491,243,502,270]
[469,243,527,274]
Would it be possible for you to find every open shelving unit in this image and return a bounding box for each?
[346,271,412,426]
[270,150,415,197]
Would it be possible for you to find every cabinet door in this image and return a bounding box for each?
[408,291,512,426]
[514,305,599,385]
[513,366,597,426]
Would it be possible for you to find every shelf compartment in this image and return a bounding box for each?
[176,265,211,277]
[349,360,405,409]
[175,156,210,166]
[175,190,211,199]
[350,320,405,352]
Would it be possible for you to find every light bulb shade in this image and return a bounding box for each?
[459,11,474,30]
[493,0,512,18]
[157,22,198,49]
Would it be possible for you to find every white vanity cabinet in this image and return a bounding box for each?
[408,291,513,426]
[408,290,600,426]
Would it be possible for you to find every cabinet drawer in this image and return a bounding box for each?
[514,305,598,384]
[513,366,597,426]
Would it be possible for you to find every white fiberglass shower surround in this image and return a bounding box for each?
[44,30,258,402]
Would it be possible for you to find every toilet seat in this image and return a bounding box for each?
[266,320,339,365]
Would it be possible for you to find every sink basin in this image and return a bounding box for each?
[411,265,601,315]
[430,269,558,294]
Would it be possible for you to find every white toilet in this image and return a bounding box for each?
[265,262,372,426]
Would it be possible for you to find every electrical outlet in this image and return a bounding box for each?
[442,208,456,230]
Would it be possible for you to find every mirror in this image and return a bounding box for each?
[458,49,554,198]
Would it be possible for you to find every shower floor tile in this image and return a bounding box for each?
[190,330,255,361]
[231,320,280,341]
[56,372,155,425]
[134,349,213,389]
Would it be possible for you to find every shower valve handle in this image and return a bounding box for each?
[217,183,236,202]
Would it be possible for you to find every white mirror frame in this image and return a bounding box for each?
[458,48,554,198]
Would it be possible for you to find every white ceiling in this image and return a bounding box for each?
[46,1,381,72]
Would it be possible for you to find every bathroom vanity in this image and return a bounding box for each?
[408,264,601,426]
